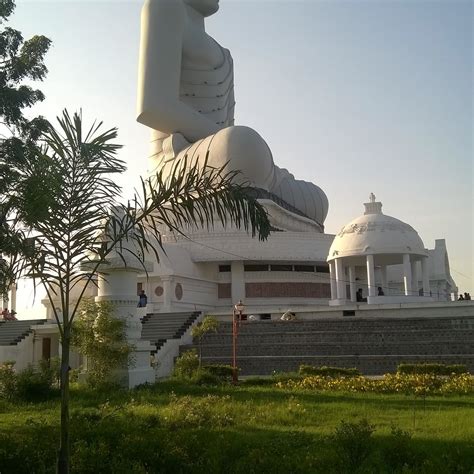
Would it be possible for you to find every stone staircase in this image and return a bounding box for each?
[0,320,47,346]
[181,316,474,375]
[141,311,201,352]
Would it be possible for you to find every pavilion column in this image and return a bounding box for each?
[335,258,346,300]
[10,283,17,312]
[411,261,419,295]
[380,265,388,295]
[366,255,376,297]
[403,254,412,296]
[348,266,356,302]
[329,261,337,300]
[421,257,430,297]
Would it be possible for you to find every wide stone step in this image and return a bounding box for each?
[214,318,474,333]
[141,311,201,351]
[0,320,46,346]
[185,341,474,357]
[142,321,192,328]
[200,329,474,345]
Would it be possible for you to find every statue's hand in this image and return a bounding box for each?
[162,133,191,159]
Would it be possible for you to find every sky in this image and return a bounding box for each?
[9,0,473,316]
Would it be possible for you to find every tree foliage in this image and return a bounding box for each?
[0,0,51,300]
[0,108,270,472]
[191,315,219,366]
[72,299,133,387]
[0,0,51,138]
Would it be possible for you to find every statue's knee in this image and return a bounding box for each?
[212,126,274,189]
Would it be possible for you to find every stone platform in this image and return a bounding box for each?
[182,310,474,375]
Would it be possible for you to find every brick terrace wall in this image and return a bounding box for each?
[245,282,331,298]
[218,283,231,299]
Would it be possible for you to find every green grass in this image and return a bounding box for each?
[0,380,473,473]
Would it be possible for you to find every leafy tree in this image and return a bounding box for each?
[0,0,51,301]
[0,109,270,472]
[191,315,219,366]
[72,299,133,387]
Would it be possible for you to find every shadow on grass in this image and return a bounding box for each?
[0,410,473,474]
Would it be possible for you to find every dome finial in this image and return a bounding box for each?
[364,193,383,215]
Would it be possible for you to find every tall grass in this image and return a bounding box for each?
[0,380,473,473]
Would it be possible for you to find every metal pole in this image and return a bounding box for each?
[232,308,238,384]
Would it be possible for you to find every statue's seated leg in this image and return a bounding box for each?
[190,125,276,190]
[271,168,329,225]
[152,126,328,225]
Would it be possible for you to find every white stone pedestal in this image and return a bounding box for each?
[94,257,156,388]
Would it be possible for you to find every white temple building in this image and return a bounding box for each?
[328,194,434,306]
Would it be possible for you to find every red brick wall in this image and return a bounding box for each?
[245,282,331,299]
[218,283,231,299]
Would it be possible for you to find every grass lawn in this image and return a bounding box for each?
[0,380,473,473]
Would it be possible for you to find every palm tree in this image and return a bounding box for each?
[0,109,270,473]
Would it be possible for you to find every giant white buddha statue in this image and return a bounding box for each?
[137,0,329,229]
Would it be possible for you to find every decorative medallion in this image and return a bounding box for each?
[155,286,164,297]
[175,283,183,300]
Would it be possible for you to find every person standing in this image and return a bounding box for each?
[137,290,148,308]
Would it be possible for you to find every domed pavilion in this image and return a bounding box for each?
[327,194,433,305]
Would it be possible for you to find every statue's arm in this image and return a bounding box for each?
[136,0,220,142]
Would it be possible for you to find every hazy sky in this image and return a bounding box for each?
[10,0,473,315]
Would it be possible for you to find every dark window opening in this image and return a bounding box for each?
[270,264,293,272]
[316,265,330,273]
[294,265,315,272]
[260,314,271,320]
[219,265,231,272]
[244,264,269,272]
[343,310,356,317]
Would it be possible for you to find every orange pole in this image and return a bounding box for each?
[232,309,238,384]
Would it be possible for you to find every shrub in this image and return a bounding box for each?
[0,362,17,400]
[192,369,221,386]
[332,418,375,469]
[72,299,133,387]
[397,363,468,375]
[276,372,474,395]
[202,364,234,381]
[0,360,58,402]
[382,425,421,470]
[299,365,360,377]
[163,393,234,428]
[173,351,233,385]
[173,349,199,379]
[191,315,219,366]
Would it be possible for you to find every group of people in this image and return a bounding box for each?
[356,287,385,303]
[458,293,471,301]
[1,308,17,321]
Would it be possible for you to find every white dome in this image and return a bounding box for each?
[328,197,427,262]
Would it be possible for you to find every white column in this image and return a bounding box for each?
[411,261,420,296]
[366,255,376,297]
[348,266,356,302]
[329,261,337,300]
[403,254,412,296]
[380,265,388,295]
[231,261,245,303]
[10,283,17,312]
[162,276,172,312]
[96,266,155,388]
[335,258,346,300]
[421,258,430,297]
